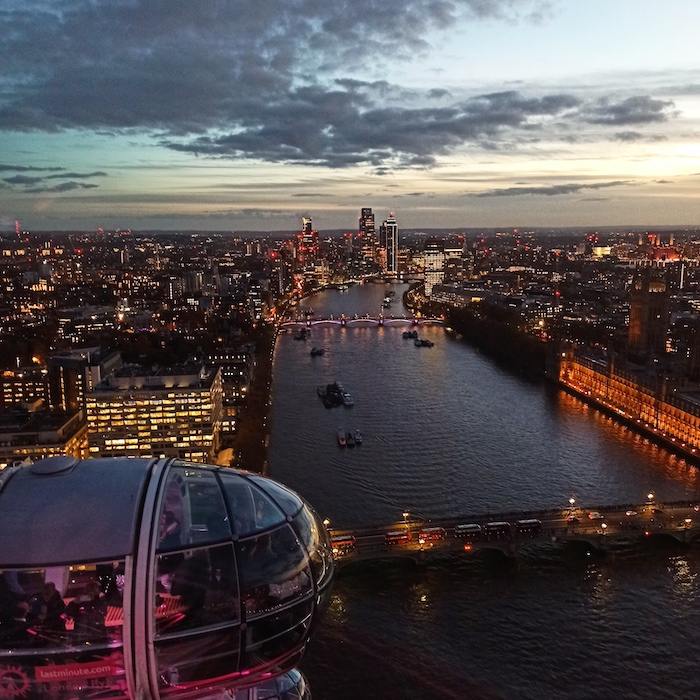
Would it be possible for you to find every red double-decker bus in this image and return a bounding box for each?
[419,526,446,542]
[385,530,412,545]
[331,534,356,556]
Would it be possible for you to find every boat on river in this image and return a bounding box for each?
[310,347,325,356]
[345,431,355,446]
[336,428,346,446]
[353,429,363,444]
[341,391,354,407]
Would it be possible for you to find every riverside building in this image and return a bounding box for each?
[85,364,223,462]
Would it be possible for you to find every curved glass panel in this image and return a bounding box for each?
[290,507,334,592]
[0,561,127,700]
[157,467,230,552]
[219,473,286,537]
[155,544,240,636]
[247,476,304,518]
[243,601,313,670]
[155,627,240,698]
[237,525,312,616]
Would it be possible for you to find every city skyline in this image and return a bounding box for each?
[2,0,699,232]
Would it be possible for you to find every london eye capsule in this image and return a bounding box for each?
[0,456,334,699]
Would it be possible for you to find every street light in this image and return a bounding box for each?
[323,518,331,530]
[403,511,410,527]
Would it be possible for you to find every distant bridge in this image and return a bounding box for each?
[280,315,444,328]
[329,500,700,569]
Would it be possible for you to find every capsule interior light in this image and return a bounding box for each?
[0,456,334,699]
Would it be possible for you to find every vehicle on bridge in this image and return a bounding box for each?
[588,511,604,520]
[454,523,482,540]
[483,521,512,540]
[418,526,446,542]
[515,519,542,537]
[331,535,356,556]
[385,530,412,546]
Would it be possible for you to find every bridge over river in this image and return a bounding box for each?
[329,500,700,568]
[280,315,444,328]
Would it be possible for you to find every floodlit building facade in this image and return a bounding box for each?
[85,364,223,462]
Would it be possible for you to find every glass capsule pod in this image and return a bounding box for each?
[0,456,334,699]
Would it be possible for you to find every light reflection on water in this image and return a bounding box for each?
[267,283,700,700]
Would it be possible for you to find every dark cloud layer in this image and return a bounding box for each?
[25,182,100,194]
[2,168,106,191]
[0,1,679,171]
[474,181,628,197]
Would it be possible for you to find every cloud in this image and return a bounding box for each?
[25,182,100,193]
[3,170,106,190]
[610,131,668,143]
[45,171,107,179]
[0,164,65,172]
[166,89,582,167]
[474,181,628,197]
[0,1,683,174]
[583,96,675,126]
[0,1,549,131]
[3,175,43,185]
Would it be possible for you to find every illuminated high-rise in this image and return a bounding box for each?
[424,239,445,297]
[359,208,376,263]
[296,217,318,269]
[380,213,398,276]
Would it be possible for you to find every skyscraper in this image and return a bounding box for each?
[359,208,376,263]
[380,213,398,276]
[296,216,318,269]
[424,239,445,297]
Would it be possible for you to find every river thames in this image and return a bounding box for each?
[266,282,700,700]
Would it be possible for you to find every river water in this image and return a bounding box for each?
[266,283,700,700]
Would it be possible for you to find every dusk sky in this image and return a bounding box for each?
[1,0,699,232]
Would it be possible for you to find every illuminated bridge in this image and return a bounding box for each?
[280,315,444,328]
[328,500,700,569]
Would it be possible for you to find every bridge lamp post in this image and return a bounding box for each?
[403,511,410,528]
[323,518,331,531]
[685,518,692,529]
[601,522,608,535]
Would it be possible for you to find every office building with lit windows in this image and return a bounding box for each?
[0,410,89,468]
[424,239,446,297]
[85,364,223,462]
[379,214,398,276]
[359,207,376,263]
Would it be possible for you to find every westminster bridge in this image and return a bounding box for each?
[328,500,700,569]
[280,315,444,329]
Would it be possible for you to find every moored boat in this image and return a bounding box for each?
[336,428,346,446]
[310,347,325,356]
[345,431,355,446]
[353,429,363,444]
[341,391,354,407]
